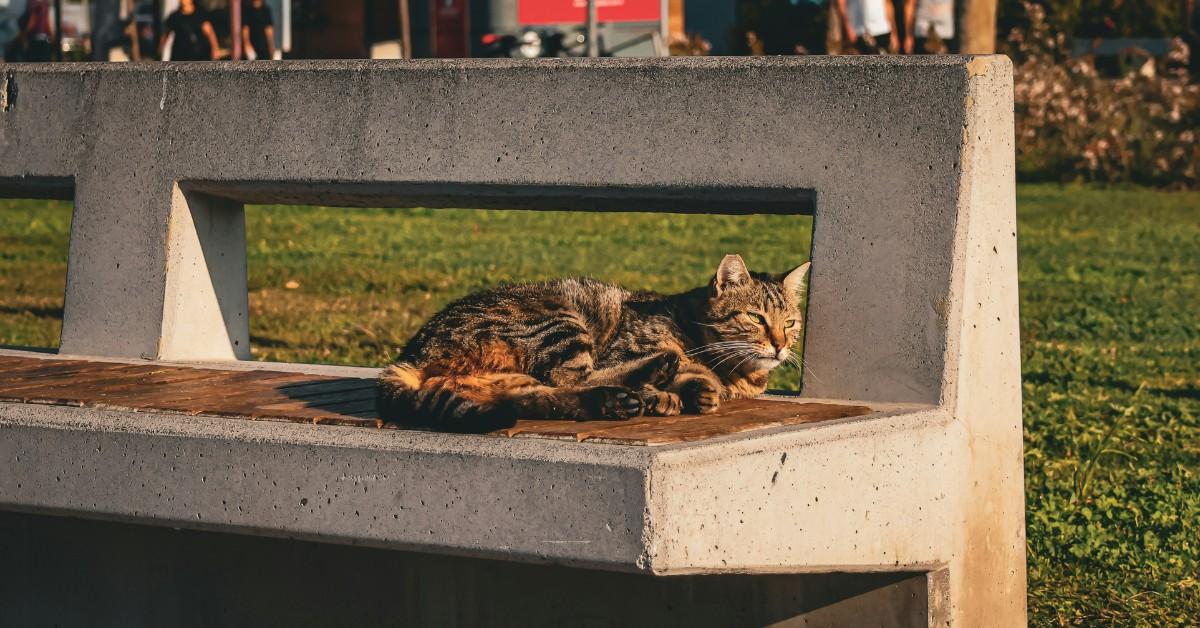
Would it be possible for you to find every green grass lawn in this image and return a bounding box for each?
[1,184,1197,623]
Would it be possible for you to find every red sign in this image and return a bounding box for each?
[518,0,661,25]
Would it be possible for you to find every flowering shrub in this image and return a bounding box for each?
[1006,2,1199,187]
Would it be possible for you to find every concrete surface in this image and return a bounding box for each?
[0,56,1025,625]
[159,185,251,361]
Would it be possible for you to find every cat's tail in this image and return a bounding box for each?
[376,363,517,433]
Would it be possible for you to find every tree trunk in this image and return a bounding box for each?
[959,0,997,54]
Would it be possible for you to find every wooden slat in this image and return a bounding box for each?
[77,369,254,407]
[0,366,177,404]
[0,355,875,446]
[257,386,377,412]
[0,360,101,385]
[83,367,234,395]
[128,372,315,413]
[0,364,171,397]
[277,378,377,396]
[0,355,84,374]
[319,398,377,415]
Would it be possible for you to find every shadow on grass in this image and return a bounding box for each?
[0,305,62,319]
[1023,370,1199,400]
[0,344,57,354]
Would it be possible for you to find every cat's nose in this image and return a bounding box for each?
[774,346,789,360]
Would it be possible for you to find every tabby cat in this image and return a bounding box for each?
[377,254,810,432]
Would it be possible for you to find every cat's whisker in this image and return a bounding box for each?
[696,349,745,367]
[730,353,760,373]
[686,343,741,353]
[691,344,746,353]
[686,340,752,350]
[711,349,757,370]
[801,363,825,385]
[776,353,825,386]
[686,342,755,356]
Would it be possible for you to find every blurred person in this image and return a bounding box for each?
[160,0,219,61]
[669,33,712,56]
[745,30,765,55]
[793,0,828,54]
[827,1,844,54]
[16,0,55,61]
[242,0,276,60]
[756,0,824,55]
[904,0,953,54]
[834,0,899,54]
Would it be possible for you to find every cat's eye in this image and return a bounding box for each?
[785,320,798,329]
[744,312,768,326]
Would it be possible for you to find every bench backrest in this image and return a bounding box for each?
[0,57,1016,406]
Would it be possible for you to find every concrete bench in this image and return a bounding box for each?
[0,57,1025,626]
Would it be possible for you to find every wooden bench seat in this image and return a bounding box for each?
[0,354,871,446]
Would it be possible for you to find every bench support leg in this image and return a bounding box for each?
[157,186,250,361]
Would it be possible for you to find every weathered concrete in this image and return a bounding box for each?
[0,57,1025,625]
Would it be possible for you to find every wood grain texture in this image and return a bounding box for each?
[0,356,872,445]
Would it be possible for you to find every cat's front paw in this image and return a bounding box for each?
[680,377,721,414]
[641,389,682,416]
[581,386,643,420]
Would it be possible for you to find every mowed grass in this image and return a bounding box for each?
[240,206,814,391]
[0,185,1197,623]
[1017,186,1198,624]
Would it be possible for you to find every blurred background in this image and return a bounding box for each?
[2,0,1197,187]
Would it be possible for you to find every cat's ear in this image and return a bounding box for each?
[714,254,750,294]
[781,261,812,298]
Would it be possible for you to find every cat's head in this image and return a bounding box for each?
[693,254,811,374]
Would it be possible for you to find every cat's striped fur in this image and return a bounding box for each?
[378,254,810,432]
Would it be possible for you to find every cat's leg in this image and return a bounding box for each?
[544,350,595,387]
[495,380,643,421]
[537,356,646,420]
[565,385,645,420]
[586,351,680,388]
[665,362,723,414]
[585,352,682,417]
[424,372,642,425]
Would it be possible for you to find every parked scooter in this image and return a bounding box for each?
[480,27,595,58]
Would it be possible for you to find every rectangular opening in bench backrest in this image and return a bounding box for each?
[238,197,815,392]
[124,180,820,371]
[0,178,75,352]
